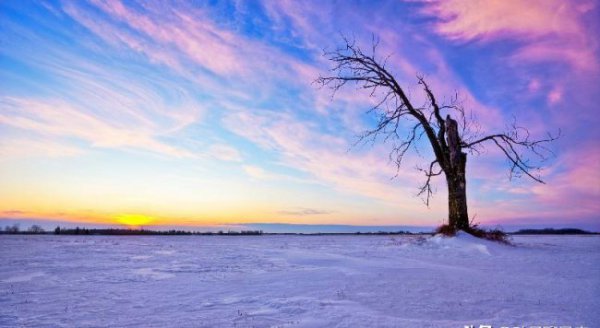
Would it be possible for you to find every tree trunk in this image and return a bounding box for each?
[445,115,470,230]
[446,156,469,230]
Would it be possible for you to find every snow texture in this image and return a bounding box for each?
[1,234,599,327]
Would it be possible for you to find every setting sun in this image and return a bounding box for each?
[116,214,154,227]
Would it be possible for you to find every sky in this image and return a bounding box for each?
[1,0,599,231]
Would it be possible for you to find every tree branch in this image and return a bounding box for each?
[315,38,445,170]
[417,159,442,206]
[462,125,560,183]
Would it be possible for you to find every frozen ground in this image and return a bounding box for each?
[0,234,598,327]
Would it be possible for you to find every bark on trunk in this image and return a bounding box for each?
[446,115,470,230]
[447,157,469,230]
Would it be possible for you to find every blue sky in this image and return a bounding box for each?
[1,0,599,230]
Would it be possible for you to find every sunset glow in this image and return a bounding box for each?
[116,214,154,228]
[1,1,599,230]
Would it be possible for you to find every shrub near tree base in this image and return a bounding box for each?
[435,224,510,244]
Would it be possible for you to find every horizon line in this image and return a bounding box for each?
[2,218,599,234]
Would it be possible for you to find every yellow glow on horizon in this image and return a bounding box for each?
[0,201,431,227]
[115,214,154,227]
[0,183,430,227]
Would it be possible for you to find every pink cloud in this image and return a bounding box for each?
[0,137,83,159]
[527,79,541,93]
[530,145,600,213]
[511,41,598,71]
[62,2,184,72]
[72,0,322,90]
[470,144,600,223]
[0,97,192,158]
[208,144,243,162]
[424,0,583,40]
[547,87,563,105]
[423,0,598,71]
[67,0,243,76]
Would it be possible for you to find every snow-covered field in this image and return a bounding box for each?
[1,233,598,327]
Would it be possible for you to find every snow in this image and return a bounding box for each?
[0,234,598,327]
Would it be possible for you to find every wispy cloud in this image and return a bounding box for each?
[0,137,83,159]
[78,0,246,76]
[278,208,333,216]
[529,145,600,216]
[0,97,193,157]
[208,144,243,162]
[225,109,444,215]
[422,0,598,71]
[65,0,322,94]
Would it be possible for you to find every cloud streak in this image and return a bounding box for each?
[423,0,598,71]
[277,208,333,216]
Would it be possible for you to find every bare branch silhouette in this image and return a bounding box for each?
[316,37,559,230]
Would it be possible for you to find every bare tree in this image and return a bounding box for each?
[28,225,45,234]
[4,224,19,234]
[316,38,558,231]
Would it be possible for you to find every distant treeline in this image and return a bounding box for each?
[275,231,421,235]
[2,224,597,236]
[52,229,419,236]
[1,224,419,236]
[2,224,45,234]
[53,227,264,235]
[0,224,263,236]
[511,228,597,235]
